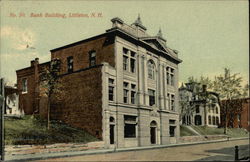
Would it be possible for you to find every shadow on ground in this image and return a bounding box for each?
[195,144,249,161]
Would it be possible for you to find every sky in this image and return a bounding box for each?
[0,0,249,86]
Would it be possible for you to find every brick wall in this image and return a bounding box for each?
[51,35,115,75]
[50,66,103,139]
[16,59,50,115]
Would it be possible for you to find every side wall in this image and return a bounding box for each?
[50,66,103,139]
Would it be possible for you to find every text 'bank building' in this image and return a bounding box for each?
[16,16,182,148]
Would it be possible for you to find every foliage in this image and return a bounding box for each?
[4,115,98,145]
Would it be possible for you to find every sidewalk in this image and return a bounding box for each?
[5,137,249,161]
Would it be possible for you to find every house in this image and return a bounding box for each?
[220,98,249,131]
[16,16,182,148]
[4,85,23,116]
[179,82,221,127]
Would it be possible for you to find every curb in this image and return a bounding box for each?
[5,137,249,161]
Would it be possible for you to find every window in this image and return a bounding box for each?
[196,105,200,113]
[208,116,211,125]
[167,67,174,86]
[212,116,216,125]
[167,93,171,109]
[169,120,176,124]
[216,117,219,125]
[131,84,136,104]
[108,78,114,101]
[22,78,28,93]
[169,126,176,137]
[166,67,170,85]
[124,115,137,138]
[89,51,96,67]
[148,60,155,79]
[123,48,136,73]
[171,95,175,111]
[148,89,155,106]
[123,82,129,103]
[67,56,73,73]
[123,56,128,71]
[216,107,218,114]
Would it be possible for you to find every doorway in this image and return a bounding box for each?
[150,121,157,144]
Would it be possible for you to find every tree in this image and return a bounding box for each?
[212,68,248,134]
[40,58,61,130]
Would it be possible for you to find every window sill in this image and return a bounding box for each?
[22,92,28,94]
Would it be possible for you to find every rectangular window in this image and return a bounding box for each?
[123,56,128,71]
[170,74,174,86]
[108,78,114,101]
[130,58,135,73]
[171,95,175,111]
[131,84,136,104]
[166,67,170,85]
[22,78,28,93]
[67,56,73,73]
[131,91,136,104]
[167,67,174,86]
[169,126,176,137]
[123,82,129,103]
[148,89,155,106]
[89,51,96,67]
[169,120,176,124]
[124,115,137,138]
[167,93,170,109]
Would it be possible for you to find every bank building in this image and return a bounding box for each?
[16,16,182,148]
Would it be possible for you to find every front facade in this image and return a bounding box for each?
[220,98,249,131]
[179,83,221,127]
[16,16,182,148]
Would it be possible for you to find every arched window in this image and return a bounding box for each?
[208,116,211,125]
[216,117,219,125]
[110,117,115,123]
[212,116,216,125]
[148,60,155,79]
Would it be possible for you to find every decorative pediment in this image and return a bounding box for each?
[140,37,168,53]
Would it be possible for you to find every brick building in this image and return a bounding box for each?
[220,98,249,131]
[16,16,182,148]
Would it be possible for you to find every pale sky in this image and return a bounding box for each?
[0,0,249,86]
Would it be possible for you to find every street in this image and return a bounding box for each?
[38,139,249,161]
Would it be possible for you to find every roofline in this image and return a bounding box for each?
[50,32,108,52]
[16,61,50,72]
[50,28,182,64]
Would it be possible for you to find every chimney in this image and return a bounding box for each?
[30,58,39,67]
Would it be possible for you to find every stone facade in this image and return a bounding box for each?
[16,16,182,148]
[179,83,221,127]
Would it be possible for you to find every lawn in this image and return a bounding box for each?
[180,125,249,137]
[4,115,99,145]
[191,125,249,137]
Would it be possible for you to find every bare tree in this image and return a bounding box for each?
[40,59,61,130]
